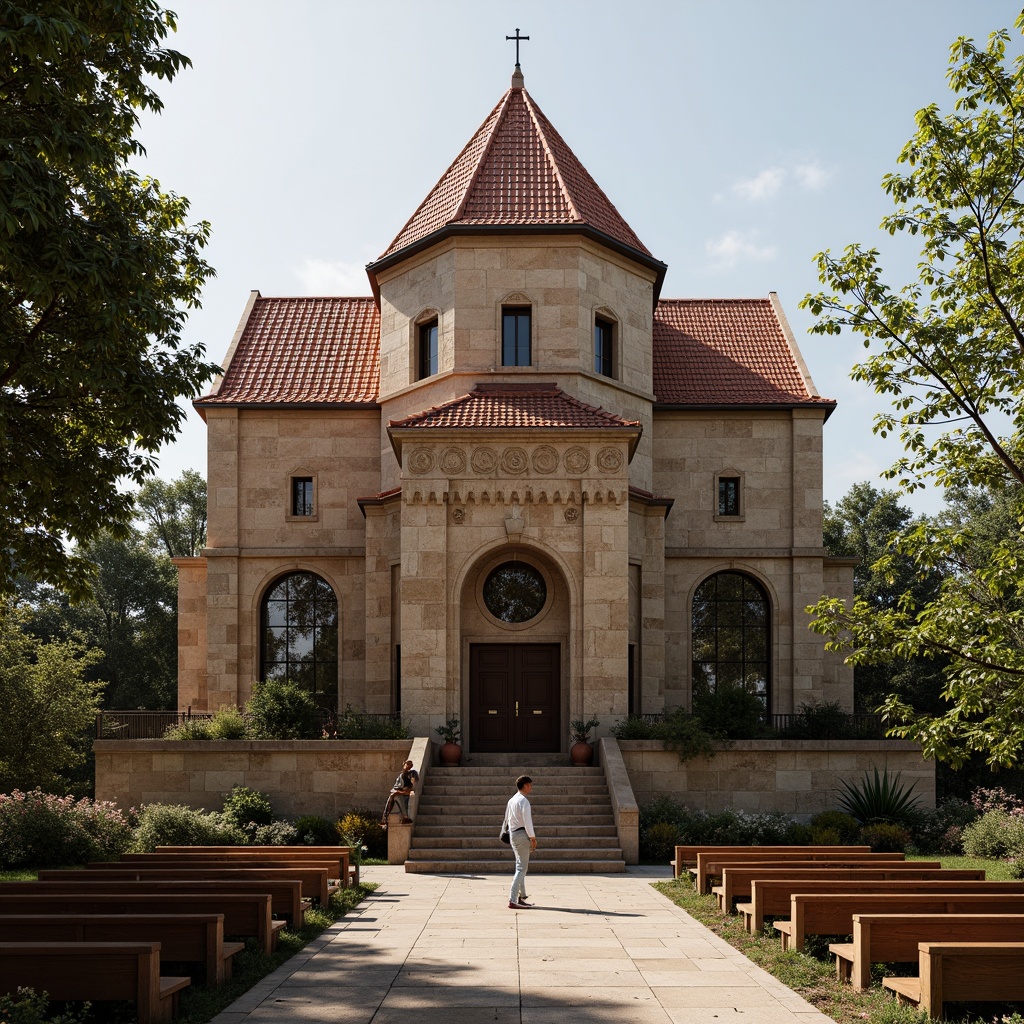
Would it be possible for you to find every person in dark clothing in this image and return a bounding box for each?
[381,760,418,827]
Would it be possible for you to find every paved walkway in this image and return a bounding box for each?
[212,866,834,1024]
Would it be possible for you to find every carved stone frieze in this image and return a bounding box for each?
[596,446,623,473]
[532,445,558,474]
[563,446,590,474]
[501,447,529,474]
[439,447,466,475]
[408,447,435,474]
[470,446,498,474]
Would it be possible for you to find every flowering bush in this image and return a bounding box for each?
[250,820,298,845]
[962,809,1024,858]
[130,803,245,852]
[0,790,133,868]
[338,808,386,860]
[971,786,1024,816]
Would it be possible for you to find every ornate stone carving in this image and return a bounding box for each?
[532,445,558,474]
[471,446,497,474]
[564,506,579,523]
[439,447,466,475]
[501,447,529,475]
[451,507,466,524]
[408,447,435,474]
[563,446,590,474]
[596,446,623,472]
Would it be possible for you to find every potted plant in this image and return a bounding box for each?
[569,717,600,766]
[436,717,463,766]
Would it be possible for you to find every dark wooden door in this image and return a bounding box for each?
[469,643,560,752]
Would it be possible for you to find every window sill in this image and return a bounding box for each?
[713,514,746,523]
[285,513,319,523]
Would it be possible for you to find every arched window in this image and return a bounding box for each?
[691,571,770,711]
[261,572,339,710]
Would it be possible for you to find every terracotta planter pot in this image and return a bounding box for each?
[439,741,462,766]
[570,740,593,766]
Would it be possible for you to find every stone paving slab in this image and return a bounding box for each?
[211,866,835,1024]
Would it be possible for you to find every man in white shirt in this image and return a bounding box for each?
[503,775,537,909]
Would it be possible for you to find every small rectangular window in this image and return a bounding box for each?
[292,477,314,516]
[418,319,438,379]
[502,307,531,366]
[594,317,614,377]
[718,477,741,517]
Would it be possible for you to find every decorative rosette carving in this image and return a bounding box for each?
[501,447,529,475]
[564,507,580,523]
[451,508,466,524]
[563,446,590,474]
[470,446,498,474]
[408,447,435,474]
[439,447,466,475]
[596,446,623,472]
[531,445,559,474]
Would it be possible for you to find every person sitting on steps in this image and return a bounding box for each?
[381,759,418,828]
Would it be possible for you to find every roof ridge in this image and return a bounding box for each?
[521,89,582,225]
[451,87,516,225]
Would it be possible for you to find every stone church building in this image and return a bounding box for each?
[175,66,854,754]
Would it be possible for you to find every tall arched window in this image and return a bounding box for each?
[261,572,339,710]
[691,571,770,711]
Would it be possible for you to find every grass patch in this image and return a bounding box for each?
[907,854,1015,880]
[0,869,37,881]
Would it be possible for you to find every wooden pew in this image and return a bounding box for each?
[694,850,904,894]
[115,854,345,895]
[155,845,358,886]
[0,878,307,928]
[41,865,326,912]
[0,941,189,1024]
[883,942,1024,1019]
[672,844,870,879]
[831,913,1024,991]
[0,892,281,955]
[0,913,243,986]
[715,862,949,912]
[739,877,1020,935]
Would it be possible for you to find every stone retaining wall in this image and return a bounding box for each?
[619,740,935,818]
[93,739,418,819]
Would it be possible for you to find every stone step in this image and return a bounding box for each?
[412,824,619,838]
[404,859,626,874]
[409,835,623,850]
[431,767,604,778]
[455,754,593,768]
[414,814,615,827]
[420,784,610,796]
[416,794,609,808]
[407,846,624,862]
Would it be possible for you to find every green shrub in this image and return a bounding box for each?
[164,706,248,740]
[131,803,245,852]
[962,808,1024,859]
[692,685,771,739]
[246,679,320,739]
[638,797,802,846]
[655,706,719,762]
[0,790,133,868]
[294,814,339,845]
[859,822,912,852]
[221,785,274,830]
[251,820,298,845]
[777,701,852,739]
[338,808,386,860]
[641,821,680,862]
[329,705,410,740]
[907,797,977,854]
[0,988,90,1023]
[837,767,921,824]
[809,810,861,843]
[610,715,658,740]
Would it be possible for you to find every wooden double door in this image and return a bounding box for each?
[469,643,561,753]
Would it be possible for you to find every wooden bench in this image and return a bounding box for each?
[883,942,1024,1019]
[831,913,1024,991]
[0,878,307,928]
[0,913,244,986]
[693,849,904,894]
[0,891,282,955]
[739,877,1017,935]
[0,941,190,1024]
[673,844,871,879]
[714,862,948,912]
[155,845,358,886]
[39,867,321,916]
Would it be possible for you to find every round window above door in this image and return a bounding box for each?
[482,562,547,623]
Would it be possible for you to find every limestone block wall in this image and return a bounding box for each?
[94,740,419,819]
[620,740,935,819]
[173,557,208,709]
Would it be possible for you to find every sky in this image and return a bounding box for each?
[134,0,1022,515]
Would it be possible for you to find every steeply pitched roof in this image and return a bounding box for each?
[196,295,379,408]
[378,77,653,263]
[652,297,834,412]
[389,382,641,431]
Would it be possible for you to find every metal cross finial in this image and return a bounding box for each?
[505,28,530,68]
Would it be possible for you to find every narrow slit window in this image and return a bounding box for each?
[594,317,614,377]
[292,477,314,516]
[718,477,741,517]
[502,307,531,366]
[418,319,438,379]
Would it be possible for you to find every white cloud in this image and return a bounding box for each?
[705,230,778,269]
[732,166,786,202]
[293,259,370,295]
[794,160,830,191]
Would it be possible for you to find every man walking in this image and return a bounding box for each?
[503,775,537,909]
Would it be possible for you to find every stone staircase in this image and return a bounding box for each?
[405,754,626,873]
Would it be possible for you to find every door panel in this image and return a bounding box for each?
[470,644,560,752]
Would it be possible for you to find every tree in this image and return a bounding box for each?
[136,469,207,558]
[0,3,217,601]
[0,611,103,792]
[802,17,1024,768]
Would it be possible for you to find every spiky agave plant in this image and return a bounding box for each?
[836,766,921,824]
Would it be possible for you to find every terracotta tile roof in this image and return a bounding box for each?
[389,382,641,431]
[380,83,652,261]
[653,298,835,410]
[197,296,379,407]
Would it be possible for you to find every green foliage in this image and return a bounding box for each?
[642,821,680,863]
[961,808,1024,858]
[328,706,409,740]
[246,679,320,740]
[0,988,90,1024]
[136,469,207,558]
[809,810,861,844]
[0,790,133,868]
[130,803,244,851]
[250,820,298,845]
[293,814,339,846]
[338,808,386,860]
[435,717,461,743]
[859,822,912,852]
[0,612,103,792]
[221,786,274,830]
[569,717,600,743]
[837,767,922,824]
[610,715,657,739]
[801,17,1024,769]
[163,706,247,740]
[692,686,770,739]
[0,2,217,600]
